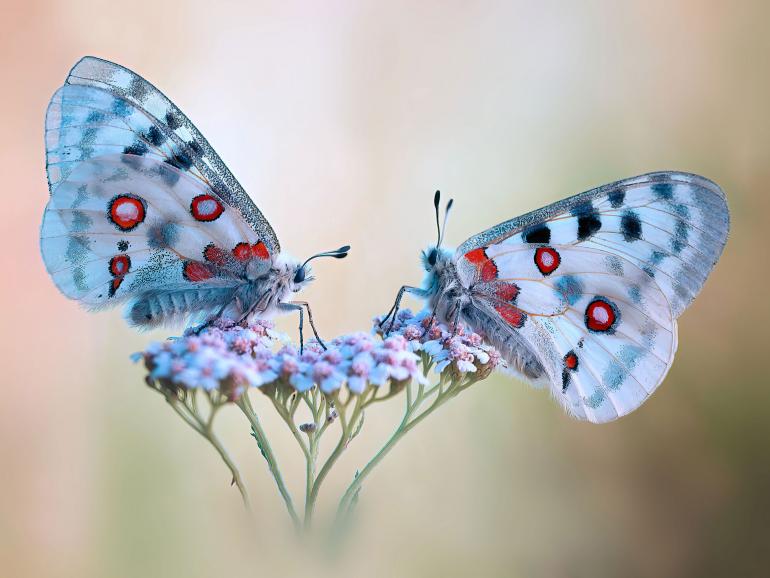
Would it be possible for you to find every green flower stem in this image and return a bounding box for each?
[164,393,251,512]
[304,393,365,529]
[237,394,301,530]
[335,374,478,524]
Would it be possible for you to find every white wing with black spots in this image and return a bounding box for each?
[448,172,727,422]
[457,172,729,317]
[45,56,280,253]
[41,154,270,311]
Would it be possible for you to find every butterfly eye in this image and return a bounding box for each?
[427,249,438,266]
[293,267,306,284]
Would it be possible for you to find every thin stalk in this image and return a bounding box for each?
[305,394,365,527]
[165,395,251,512]
[335,376,476,522]
[237,394,300,530]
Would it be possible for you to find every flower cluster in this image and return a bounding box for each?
[134,310,501,398]
[374,309,501,377]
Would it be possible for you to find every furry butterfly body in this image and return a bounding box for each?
[41,57,348,341]
[383,173,729,423]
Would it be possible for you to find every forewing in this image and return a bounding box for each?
[45,56,280,253]
[457,172,729,317]
[41,154,271,307]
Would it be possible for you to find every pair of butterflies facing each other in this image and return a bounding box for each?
[41,57,730,424]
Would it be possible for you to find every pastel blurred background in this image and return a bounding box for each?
[2,1,768,576]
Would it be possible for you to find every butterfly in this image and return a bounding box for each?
[40,56,349,349]
[381,174,729,423]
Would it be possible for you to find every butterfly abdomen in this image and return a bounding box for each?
[462,302,547,384]
[128,286,236,328]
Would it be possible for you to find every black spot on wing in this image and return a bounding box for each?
[572,202,602,241]
[671,220,689,254]
[112,99,131,117]
[165,111,182,130]
[187,140,203,157]
[608,190,625,208]
[145,125,166,146]
[165,150,193,171]
[523,224,551,244]
[85,110,106,123]
[123,142,148,156]
[651,182,674,200]
[620,211,642,242]
[650,250,667,266]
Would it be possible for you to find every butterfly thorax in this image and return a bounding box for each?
[421,245,548,385]
[421,246,466,323]
[235,254,309,320]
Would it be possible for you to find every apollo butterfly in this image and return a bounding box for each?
[41,56,349,348]
[381,176,729,423]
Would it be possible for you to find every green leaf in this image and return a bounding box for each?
[250,426,268,461]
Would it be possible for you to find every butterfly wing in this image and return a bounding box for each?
[41,154,273,319]
[45,56,279,252]
[42,57,276,326]
[454,172,728,422]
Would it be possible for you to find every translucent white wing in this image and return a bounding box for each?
[460,245,676,422]
[454,172,728,422]
[457,172,729,317]
[45,56,279,253]
[41,154,271,307]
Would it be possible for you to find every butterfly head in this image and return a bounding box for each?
[291,245,351,292]
[421,190,454,274]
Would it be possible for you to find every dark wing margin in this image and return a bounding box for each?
[58,56,280,253]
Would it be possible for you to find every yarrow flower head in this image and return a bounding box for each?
[134,309,501,399]
[131,310,503,532]
[374,308,501,379]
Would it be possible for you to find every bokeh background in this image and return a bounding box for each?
[2,1,768,576]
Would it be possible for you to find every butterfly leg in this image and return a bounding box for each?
[380,285,425,334]
[289,301,327,351]
[280,302,306,353]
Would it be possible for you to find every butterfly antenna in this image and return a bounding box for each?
[433,190,442,247]
[301,245,350,268]
[438,198,454,247]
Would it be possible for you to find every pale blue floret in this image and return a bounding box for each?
[133,310,499,395]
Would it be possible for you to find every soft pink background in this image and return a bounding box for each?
[1,1,767,576]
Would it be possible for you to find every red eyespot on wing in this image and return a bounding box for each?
[203,243,228,265]
[465,247,488,264]
[585,298,619,333]
[252,241,269,260]
[232,242,252,261]
[481,260,498,282]
[108,195,146,231]
[109,277,123,297]
[107,255,131,298]
[495,303,527,328]
[564,351,579,370]
[109,255,131,276]
[183,261,215,282]
[190,194,224,221]
[464,247,498,281]
[496,283,520,302]
[534,247,561,275]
